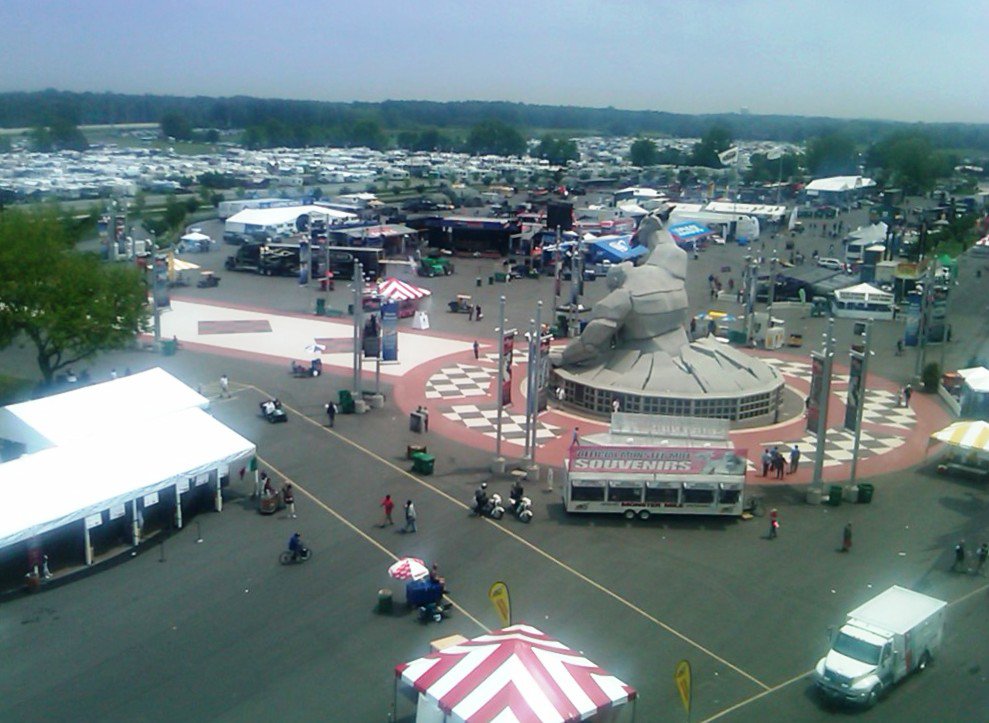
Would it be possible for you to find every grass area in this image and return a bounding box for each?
[0,373,35,406]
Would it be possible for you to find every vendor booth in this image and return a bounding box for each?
[931,420,989,478]
[956,367,989,420]
[377,277,432,318]
[831,283,895,320]
[394,624,636,723]
[178,231,212,253]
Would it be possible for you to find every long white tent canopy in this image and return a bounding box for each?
[0,369,255,549]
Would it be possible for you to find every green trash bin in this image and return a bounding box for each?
[338,389,355,414]
[858,483,874,504]
[315,298,326,316]
[411,452,435,475]
[828,485,843,506]
[376,588,393,614]
[161,339,177,356]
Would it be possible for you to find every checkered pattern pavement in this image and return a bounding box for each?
[425,364,493,399]
[860,389,916,429]
[441,403,561,443]
[763,358,849,385]
[760,428,906,469]
[482,350,529,365]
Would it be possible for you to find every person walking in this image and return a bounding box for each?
[403,500,417,533]
[379,494,394,527]
[840,522,853,552]
[473,340,480,360]
[282,483,296,519]
[571,427,580,446]
[612,398,621,414]
[219,373,230,398]
[326,400,337,426]
[903,384,913,408]
[467,304,474,321]
[768,509,779,539]
[789,445,801,474]
[976,543,988,575]
[475,305,483,321]
[761,449,772,477]
[951,540,966,571]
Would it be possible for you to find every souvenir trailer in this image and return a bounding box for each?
[563,442,748,518]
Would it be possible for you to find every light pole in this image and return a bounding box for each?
[848,321,872,487]
[810,317,836,499]
[352,260,363,397]
[492,295,507,474]
[767,254,778,322]
[150,231,161,351]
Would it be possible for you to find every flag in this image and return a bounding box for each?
[488,581,511,627]
[718,146,739,166]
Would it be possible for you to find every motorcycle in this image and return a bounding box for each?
[278,546,311,564]
[509,495,533,523]
[260,399,287,423]
[417,599,453,624]
[470,493,505,520]
[291,359,322,378]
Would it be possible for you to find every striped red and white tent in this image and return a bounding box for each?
[377,277,431,301]
[395,624,636,722]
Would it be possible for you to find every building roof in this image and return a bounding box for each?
[226,204,357,227]
[805,176,876,193]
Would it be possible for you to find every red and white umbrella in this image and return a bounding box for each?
[377,277,431,301]
[388,557,429,581]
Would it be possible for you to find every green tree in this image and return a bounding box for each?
[744,152,801,184]
[536,134,579,165]
[161,112,194,140]
[0,209,148,385]
[0,135,11,153]
[689,125,733,167]
[465,120,527,156]
[867,132,946,194]
[629,138,660,167]
[805,132,857,175]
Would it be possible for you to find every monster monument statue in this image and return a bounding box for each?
[551,206,782,420]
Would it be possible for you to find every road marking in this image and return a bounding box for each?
[247,384,771,692]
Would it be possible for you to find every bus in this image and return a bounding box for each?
[563,444,748,519]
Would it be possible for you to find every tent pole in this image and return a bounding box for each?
[83,525,93,566]
[214,473,223,512]
[131,500,140,546]
[174,484,183,530]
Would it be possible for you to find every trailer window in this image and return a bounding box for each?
[570,482,605,502]
[607,482,643,503]
[683,488,715,504]
[645,486,679,504]
[719,487,741,504]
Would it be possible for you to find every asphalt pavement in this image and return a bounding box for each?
[2,206,989,721]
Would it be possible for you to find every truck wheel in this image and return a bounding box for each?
[637,509,651,521]
[624,510,636,520]
[918,652,931,671]
[867,684,883,707]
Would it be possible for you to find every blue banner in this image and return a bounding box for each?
[381,301,398,362]
[904,292,921,347]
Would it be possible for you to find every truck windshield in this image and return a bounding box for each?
[832,632,881,665]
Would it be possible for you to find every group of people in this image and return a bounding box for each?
[761,445,800,479]
[379,494,417,533]
[951,540,989,574]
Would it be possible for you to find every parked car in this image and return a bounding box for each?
[817,257,844,271]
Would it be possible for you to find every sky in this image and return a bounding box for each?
[1,0,987,125]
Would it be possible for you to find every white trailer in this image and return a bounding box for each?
[814,586,946,707]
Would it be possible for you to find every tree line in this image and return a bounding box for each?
[3,90,989,152]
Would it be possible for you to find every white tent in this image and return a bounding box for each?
[180,231,211,244]
[0,407,254,549]
[0,368,208,452]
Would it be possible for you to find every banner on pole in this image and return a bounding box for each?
[502,330,516,405]
[488,581,512,627]
[844,352,865,431]
[537,333,552,412]
[904,291,921,346]
[381,301,399,362]
[807,352,824,433]
[674,660,692,717]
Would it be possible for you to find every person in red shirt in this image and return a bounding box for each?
[380,494,395,527]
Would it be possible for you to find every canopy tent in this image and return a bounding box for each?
[584,235,646,264]
[0,368,208,453]
[0,406,255,549]
[930,421,989,455]
[377,277,431,301]
[958,367,989,393]
[668,221,715,249]
[180,231,211,244]
[395,623,636,723]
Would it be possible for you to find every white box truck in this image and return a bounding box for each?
[814,586,946,706]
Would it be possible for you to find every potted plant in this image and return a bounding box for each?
[922,361,941,393]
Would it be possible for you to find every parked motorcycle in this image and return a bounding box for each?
[469,492,505,520]
[510,495,533,523]
[418,599,453,624]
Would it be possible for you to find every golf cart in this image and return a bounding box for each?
[448,294,474,313]
[418,254,454,277]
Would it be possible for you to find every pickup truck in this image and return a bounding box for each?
[225,242,300,276]
[814,586,946,707]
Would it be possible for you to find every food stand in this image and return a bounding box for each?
[931,421,989,479]
[377,277,431,318]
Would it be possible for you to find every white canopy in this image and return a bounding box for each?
[833,282,893,303]
[931,421,989,454]
[957,367,989,393]
[0,368,208,452]
[0,406,254,548]
[180,231,211,243]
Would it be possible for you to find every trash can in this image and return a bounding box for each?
[476,277,482,287]
[161,339,177,356]
[407,444,427,459]
[858,483,875,504]
[338,389,355,414]
[377,588,393,614]
[347,303,355,315]
[488,276,494,285]
[412,452,435,475]
[409,412,423,434]
[315,298,326,316]
[828,485,843,506]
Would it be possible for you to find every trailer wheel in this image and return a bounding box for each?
[624,510,636,520]
[917,651,931,671]
[637,509,651,521]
